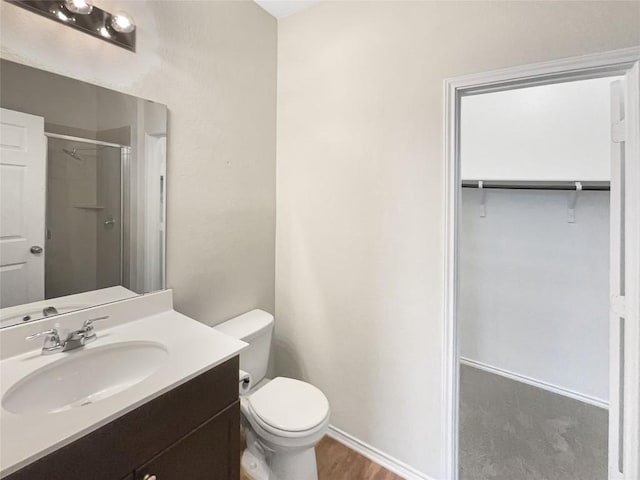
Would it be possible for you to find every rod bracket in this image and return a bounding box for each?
[478,181,487,217]
[567,181,582,223]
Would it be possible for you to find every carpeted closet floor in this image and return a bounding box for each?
[459,364,608,480]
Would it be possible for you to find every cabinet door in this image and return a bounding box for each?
[135,401,239,480]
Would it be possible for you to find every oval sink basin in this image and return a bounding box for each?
[2,341,168,415]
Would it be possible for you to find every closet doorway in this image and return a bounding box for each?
[443,48,640,480]
[460,76,614,480]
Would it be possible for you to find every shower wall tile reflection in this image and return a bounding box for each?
[46,138,122,299]
[46,138,97,298]
[96,145,122,290]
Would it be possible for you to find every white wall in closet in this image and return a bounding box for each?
[460,77,614,406]
[459,189,610,405]
[461,77,619,182]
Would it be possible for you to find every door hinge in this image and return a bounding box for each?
[612,120,626,143]
[611,295,626,318]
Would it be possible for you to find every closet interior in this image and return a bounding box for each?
[458,76,619,480]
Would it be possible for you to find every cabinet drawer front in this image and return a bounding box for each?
[6,356,239,480]
[135,401,240,480]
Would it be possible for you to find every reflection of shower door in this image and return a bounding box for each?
[45,135,123,299]
[0,108,46,307]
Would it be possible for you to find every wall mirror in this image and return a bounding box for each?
[0,59,167,328]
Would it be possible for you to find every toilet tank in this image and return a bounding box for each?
[214,309,273,384]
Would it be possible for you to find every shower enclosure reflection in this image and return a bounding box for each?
[45,137,124,299]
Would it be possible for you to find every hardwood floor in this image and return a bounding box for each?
[315,436,404,480]
[240,435,404,480]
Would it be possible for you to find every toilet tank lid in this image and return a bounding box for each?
[215,309,274,341]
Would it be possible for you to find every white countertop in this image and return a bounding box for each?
[0,307,246,477]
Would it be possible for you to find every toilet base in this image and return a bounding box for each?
[242,448,270,480]
[243,427,320,480]
[270,446,319,480]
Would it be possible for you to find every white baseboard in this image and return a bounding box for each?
[326,425,436,480]
[460,357,609,410]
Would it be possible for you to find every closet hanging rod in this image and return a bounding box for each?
[461,181,610,191]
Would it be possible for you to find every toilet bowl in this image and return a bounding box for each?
[215,310,330,480]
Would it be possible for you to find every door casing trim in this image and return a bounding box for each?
[442,46,640,480]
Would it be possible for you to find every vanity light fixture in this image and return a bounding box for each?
[99,26,111,39]
[55,9,71,22]
[64,0,92,15]
[111,11,135,33]
[6,0,136,51]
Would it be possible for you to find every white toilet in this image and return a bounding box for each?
[215,309,330,480]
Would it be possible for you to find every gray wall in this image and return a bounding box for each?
[1,0,278,324]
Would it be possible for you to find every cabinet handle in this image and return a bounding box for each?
[143,475,157,480]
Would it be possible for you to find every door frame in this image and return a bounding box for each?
[442,46,640,480]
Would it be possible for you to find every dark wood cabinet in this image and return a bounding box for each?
[135,403,239,480]
[6,357,240,480]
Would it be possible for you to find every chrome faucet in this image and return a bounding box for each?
[26,316,109,355]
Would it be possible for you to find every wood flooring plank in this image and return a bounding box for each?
[240,434,404,480]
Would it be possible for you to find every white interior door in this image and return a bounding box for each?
[609,61,640,480]
[0,108,46,307]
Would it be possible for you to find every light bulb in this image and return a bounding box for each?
[111,12,135,33]
[64,0,93,15]
[55,10,70,21]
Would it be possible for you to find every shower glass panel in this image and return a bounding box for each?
[45,137,123,299]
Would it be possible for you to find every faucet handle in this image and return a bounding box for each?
[82,316,109,341]
[82,316,109,329]
[25,328,58,341]
[26,328,62,353]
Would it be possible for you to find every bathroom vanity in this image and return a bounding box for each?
[5,360,239,480]
[0,291,246,480]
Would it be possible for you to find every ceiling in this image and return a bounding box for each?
[254,0,321,18]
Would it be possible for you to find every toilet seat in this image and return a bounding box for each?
[247,377,330,436]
